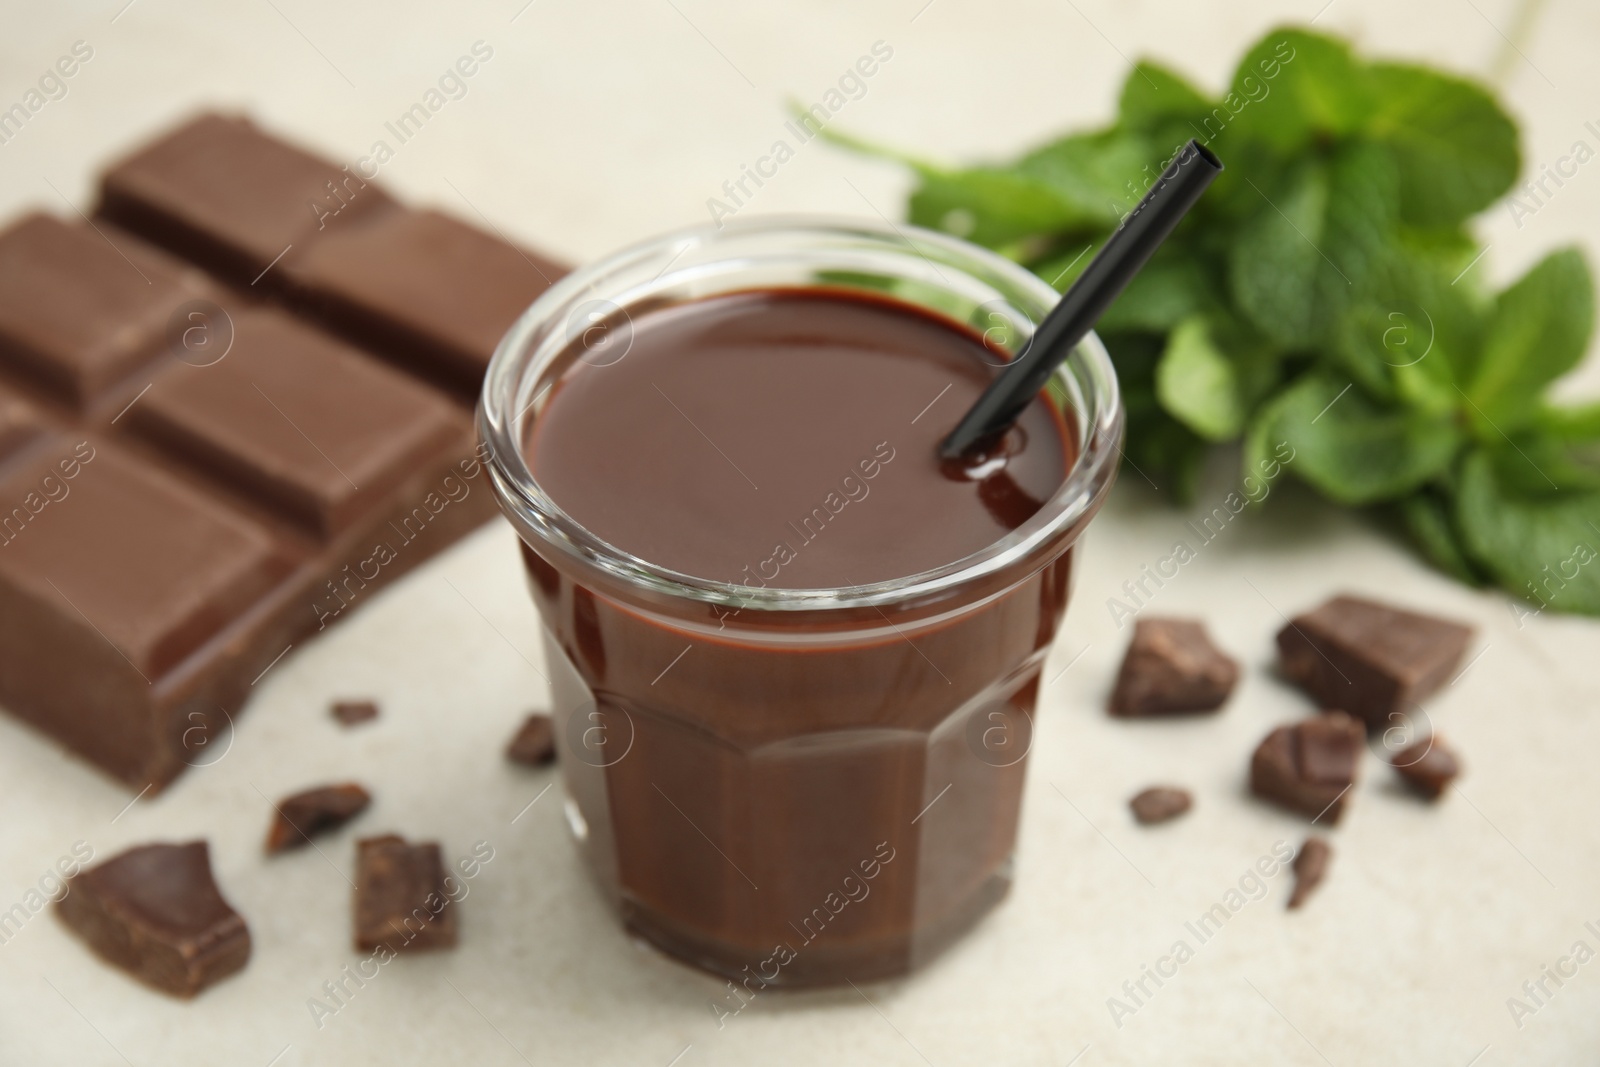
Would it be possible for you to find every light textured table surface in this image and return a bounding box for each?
[2,1,1599,1064]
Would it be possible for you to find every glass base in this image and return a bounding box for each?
[615,861,1013,989]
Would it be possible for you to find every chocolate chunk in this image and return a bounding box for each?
[55,841,250,997]
[506,712,556,766]
[354,836,458,953]
[332,700,379,726]
[1129,786,1192,825]
[265,783,371,853]
[1288,836,1332,909]
[1276,595,1474,729]
[1109,617,1239,717]
[1250,711,1365,823]
[1391,736,1460,800]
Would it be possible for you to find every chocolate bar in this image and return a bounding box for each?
[0,113,563,790]
[1277,594,1474,729]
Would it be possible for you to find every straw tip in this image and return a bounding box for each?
[1186,139,1223,171]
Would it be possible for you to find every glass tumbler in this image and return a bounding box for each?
[479,217,1121,987]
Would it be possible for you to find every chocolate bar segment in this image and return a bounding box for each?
[99,113,395,284]
[0,437,292,782]
[288,208,561,391]
[55,841,250,997]
[129,309,464,537]
[0,213,199,406]
[0,437,287,674]
[1109,617,1239,717]
[1277,595,1474,729]
[354,835,458,953]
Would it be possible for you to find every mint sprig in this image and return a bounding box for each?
[830,25,1600,616]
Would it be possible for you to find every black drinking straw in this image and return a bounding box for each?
[939,139,1223,460]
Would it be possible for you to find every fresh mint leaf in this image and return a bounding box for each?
[1229,158,1327,345]
[1390,352,1461,418]
[1229,142,1398,348]
[1333,287,1465,416]
[1465,247,1595,433]
[1457,447,1600,615]
[1366,62,1520,228]
[1321,140,1403,293]
[1103,331,1206,501]
[1096,250,1217,332]
[1473,432,1600,495]
[1156,317,1245,440]
[1330,302,1405,402]
[1383,228,1494,385]
[1398,490,1487,585]
[907,167,1084,249]
[1224,29,1372,154]
[1263,374,1462,504]
[904,128,1164,248]
[1538,400,1600,441]
[1118,62,1214,147]
[1014,128,1160,228]
[1241,381,1301,497]
[804,122,1092,250]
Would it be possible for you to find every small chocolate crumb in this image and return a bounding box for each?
[1391,736,1460,800]
[331,699,379,726]
[1109,617,1240,717]
[55,841,250,997]
[1288,836,1332,909]
[506,712,556,766]
[1276,595,1474,729]
[1129,786,1193,825]
[1250,711,1365,823]
[266,784,372,853]
[354,835,458,954]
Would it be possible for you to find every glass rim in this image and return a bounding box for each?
[478,214,1123,612]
